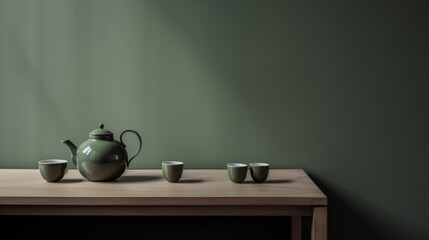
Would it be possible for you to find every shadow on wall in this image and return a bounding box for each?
[310,174,428,240]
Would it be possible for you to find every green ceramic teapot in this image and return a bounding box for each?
[62,124,142,181]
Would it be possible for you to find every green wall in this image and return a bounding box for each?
[1,0,428,239]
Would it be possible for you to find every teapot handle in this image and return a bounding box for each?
[120,130,143,167]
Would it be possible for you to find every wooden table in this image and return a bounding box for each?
[0,169,327,240]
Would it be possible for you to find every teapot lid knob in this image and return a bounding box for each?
[89,123,113,140]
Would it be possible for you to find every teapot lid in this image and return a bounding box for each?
[89,124,113,139]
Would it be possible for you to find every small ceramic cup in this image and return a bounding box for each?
[227,163,248,183]
[249,162,270,183]
[162,161,184,182]
[38,159,68,182]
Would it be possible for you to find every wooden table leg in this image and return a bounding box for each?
[291,216,302,240]
[311,207,327,240]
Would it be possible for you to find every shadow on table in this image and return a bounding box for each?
[176,179,205,183]
[241,179,294,184]
[115,175,162,183]
[59,179,85,183]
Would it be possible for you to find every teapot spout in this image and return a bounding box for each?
[62,139,77,166]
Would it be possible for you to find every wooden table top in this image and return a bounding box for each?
[0,169,327,206]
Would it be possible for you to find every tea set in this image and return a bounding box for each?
[38,123,269,183]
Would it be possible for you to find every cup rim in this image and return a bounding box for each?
[38,159,68,165]
[227,163,247,167]
[249,162,269,167]
[162,161,184,165]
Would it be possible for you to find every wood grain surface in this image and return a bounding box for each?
[0,169,327,206]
